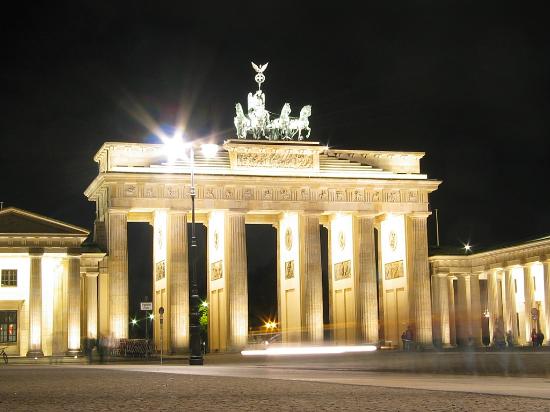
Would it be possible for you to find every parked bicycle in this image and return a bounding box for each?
[0,346,8,365]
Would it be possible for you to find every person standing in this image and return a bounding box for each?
[405,325,414,352]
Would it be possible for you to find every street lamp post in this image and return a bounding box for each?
[188,147,203,365]
[160,132,217,366]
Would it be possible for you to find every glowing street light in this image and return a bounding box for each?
[161,131,219,366]
[463,243,472,253]
[131,318,138,326]
[148,313,155,320]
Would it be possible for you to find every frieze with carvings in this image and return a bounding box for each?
[211,260,223,281]
[385,260,404,280]
[113,182,427,205]
[334,260,352,281]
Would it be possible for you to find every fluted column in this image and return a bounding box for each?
[487,270,499,342]
[456,274,470,345]
[67,255,81,354]
[354,214,378,343]
[431,275,441,344]
[448,277,457,346]
[108,211,128,339]
[168,211,189,353]
[504,268,518,344]
[469,273,482,346]
[27,251,44,357]
[524,264,535,338]
[438,274,451,346]
[406,212,432,346]
[543,260,550,345]
[86,274,98,339]
[225,212,248,349]
[299,214,324,343]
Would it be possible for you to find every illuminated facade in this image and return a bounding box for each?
[430,238,550,347]
[85,139,441,351]
[0,208,104,357]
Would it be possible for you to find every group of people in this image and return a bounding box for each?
[531,328,545,348]
[401,325,414,351]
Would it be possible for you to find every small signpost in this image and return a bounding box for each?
[159,306,165,365]
[141,300,153,355]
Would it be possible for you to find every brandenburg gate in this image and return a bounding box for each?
[84,64,440,352]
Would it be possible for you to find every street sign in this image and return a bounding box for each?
[140,302,153,311]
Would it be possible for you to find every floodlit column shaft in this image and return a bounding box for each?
[354,215,378,343]
[168,212,189,352]
[543,261,550,344]
[108,211,128,339]
[300,214,324,343]
[487,270,499,341]
[524,265,535,336]
[225,212,248,349]
[27,253,43,357]
[406,213,432,346]
[504,268,518,343]
[431,275,441,343]
[86,275,98,339]
[456,275,470,345]
[438,275,451,346]
[469,273,482,346]
[448,277,456,345]
[67,256,81,352]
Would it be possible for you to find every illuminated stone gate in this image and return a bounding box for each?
[84,139,440,351]
[84,64,440,352]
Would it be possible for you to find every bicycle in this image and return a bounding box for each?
[0,346,8,365]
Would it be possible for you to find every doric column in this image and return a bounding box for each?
[27,250,44,357]
[67,255,81,354]
[543,260,550,345]
[225,211,248,349]
[487,270,499,342]
[86,274,98,339]
[448,277,456,346]
[108,211,128,339]
[524,264,535,338]
[354,214,378,343]
[431,274,441,344]
[469,273,482,346]
[438,274,451,346]
[504,267,518,344]
[406,212,432,346]
[456,274,470,345]
[168,211,189,353]
[299,213,324,343]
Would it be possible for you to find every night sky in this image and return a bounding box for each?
[2,3,550,329]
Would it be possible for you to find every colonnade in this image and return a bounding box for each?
[100,209,433,352]
[431,260,550,346]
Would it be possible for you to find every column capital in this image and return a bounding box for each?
[168,209,188,216]
[354,211,381,219]
[28,248,44,257]
[108,208,129,215]
[407,211,432,219]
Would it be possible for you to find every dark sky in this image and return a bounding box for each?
[2,3,550,271]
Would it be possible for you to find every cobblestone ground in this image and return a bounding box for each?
[1,366,549,411]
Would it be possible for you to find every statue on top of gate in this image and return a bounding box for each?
[234,62,312,141]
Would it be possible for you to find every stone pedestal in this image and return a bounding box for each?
[299,214,324,343]
[108,211,128,339]
[168,211,189,353]
[27,252,44,357]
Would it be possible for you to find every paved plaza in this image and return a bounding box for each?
[2,352,550,411]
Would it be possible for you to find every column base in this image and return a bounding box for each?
[189,355,204,365]
[66,349,82,357]
[26,350,44,358]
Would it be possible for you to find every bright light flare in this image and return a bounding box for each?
[149,314,155,320]
[131,318,138,326]
[463,243,472,253]
[241,345,377,356]
[200,143,219,159]
[160,129,193,164]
